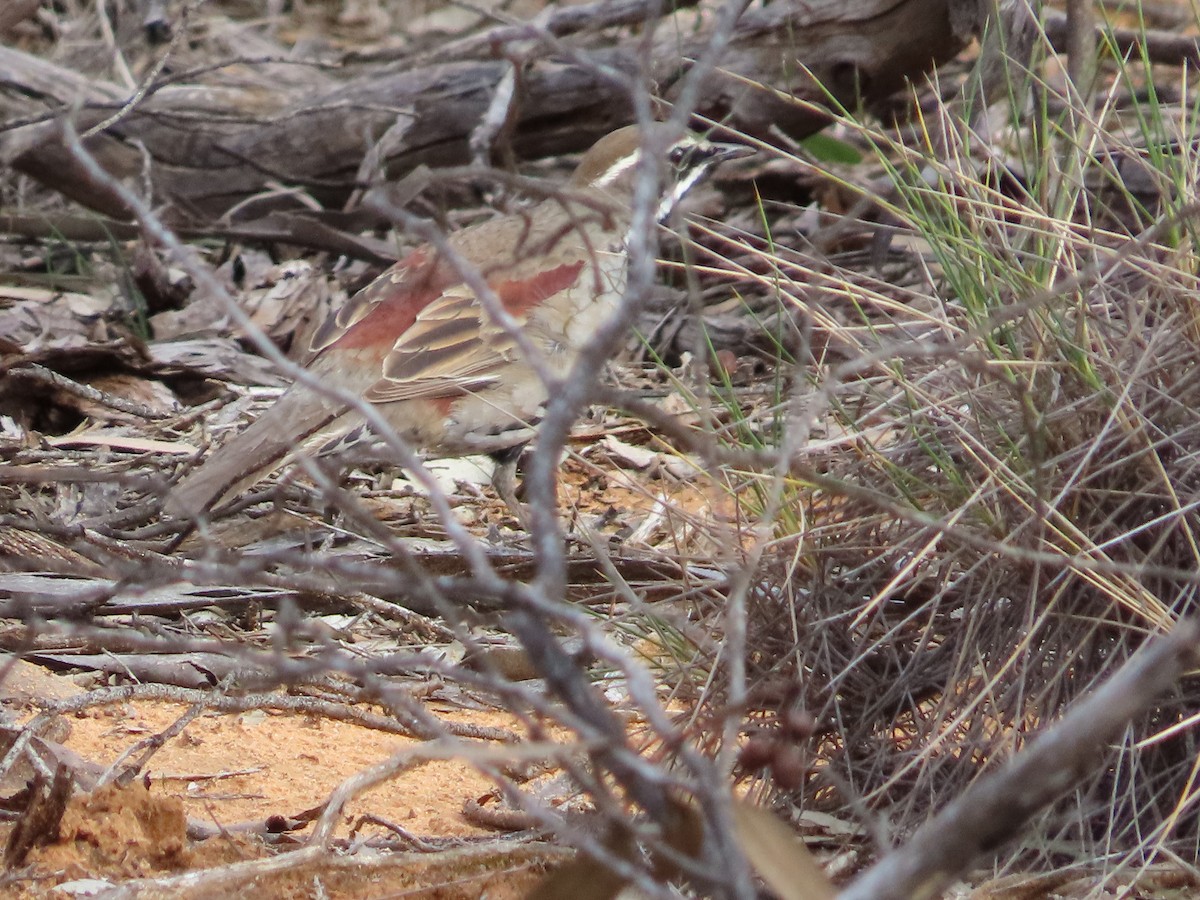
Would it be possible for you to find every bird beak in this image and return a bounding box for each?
[708,141,755,163]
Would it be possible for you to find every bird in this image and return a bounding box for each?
[165,123,751,521]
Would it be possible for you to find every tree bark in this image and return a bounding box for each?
[0,0,966,226]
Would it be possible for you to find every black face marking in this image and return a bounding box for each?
[668,141,743,178]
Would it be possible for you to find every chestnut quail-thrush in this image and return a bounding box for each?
[166,124,750,518]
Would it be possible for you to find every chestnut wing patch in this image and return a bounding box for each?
[309,247,444,355]
[365,261,586,404]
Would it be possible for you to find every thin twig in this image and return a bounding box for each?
[6,364,172,420]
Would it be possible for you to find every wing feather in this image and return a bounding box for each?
[307,246,442,355]
[367,288,520,402]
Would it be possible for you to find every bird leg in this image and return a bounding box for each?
[489,443,529,525]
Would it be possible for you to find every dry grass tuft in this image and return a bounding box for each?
[695,43,1200,879]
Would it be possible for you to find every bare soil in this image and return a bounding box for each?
[2,673,549,897]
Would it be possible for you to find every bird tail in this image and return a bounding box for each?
[165,388,341,520]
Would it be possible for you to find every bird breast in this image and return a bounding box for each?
[527,246,628,366]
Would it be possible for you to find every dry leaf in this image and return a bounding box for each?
[601,434,660,470]
[46,428,198,455]
[732,798,836,900]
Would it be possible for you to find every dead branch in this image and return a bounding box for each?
[1,0,967,225]
[838,619,1200,900]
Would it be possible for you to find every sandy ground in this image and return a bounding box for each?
[1,658,557,898]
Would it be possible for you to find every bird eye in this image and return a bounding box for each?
[668,145,690,166]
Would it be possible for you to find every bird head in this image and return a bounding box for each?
[569,123,752,222]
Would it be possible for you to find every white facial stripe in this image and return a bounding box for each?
[592,151,641,188]
[655,162,709,222]
[592,137,722,220]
